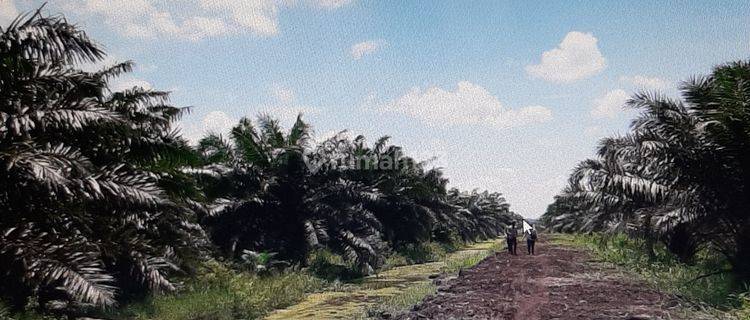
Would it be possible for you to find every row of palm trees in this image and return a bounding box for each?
[0,11,518,314]
[193,115,518,274]
[541,61,750,284]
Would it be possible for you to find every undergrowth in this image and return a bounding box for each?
[1,239,494,320]
[555,233,750,317]
[105,261,324,320]
[362,282,437,319]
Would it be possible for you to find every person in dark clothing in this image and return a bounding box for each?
[505,222,518,255]
[525,225,538,255]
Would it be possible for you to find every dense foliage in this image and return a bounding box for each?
[542,61,750,284]
[195,117,519,273]
[0,10,206,314]
[0,10,517,316]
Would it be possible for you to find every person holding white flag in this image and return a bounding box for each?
[523,220,538,255]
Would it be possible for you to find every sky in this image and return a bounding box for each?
[3,0,750,218]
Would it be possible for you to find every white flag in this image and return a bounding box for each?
[523,220,533,233]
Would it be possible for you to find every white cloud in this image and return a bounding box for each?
[0,0,19,26]
[181,106,321,144]
[257,105,320,125]
[66,0,351,41]
[203,111,237,135]
[272,84,297,104]
[180,111,237,143]
[351,39,386,60]
[110,78,153,92]
[182,16,232,40]
[619,75,669,90]
[505,105,554,126]
[381,81,552,128]
[311,0,354,9]
[264,85,320,123]
[200,0,280,37]
[526,31,606,83]
[584,125,602,137]
[312,129,339,144]
[591,89,629,119]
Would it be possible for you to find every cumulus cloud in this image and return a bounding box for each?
[200,0,281,37]
[591,89,629,119]
[180,84,321,144]
[109,78,153,92]
[526,31,606,83]
[65,0,350,41]
[381,81,552,128]
[311,0,354,9]
[0,0,19,26]
[263,85,320,123]
[180,111,237,143]
[258,105,320,125]
[351,39,387,60]
[203,111,237,135]
[620,75,669,90]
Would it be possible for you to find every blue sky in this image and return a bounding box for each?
[3,0,749,217]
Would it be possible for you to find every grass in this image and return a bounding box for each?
[267,238,502,319]
[0,240,498,320]
[359,241,501,319]
[387,242,453,267]
[441,242,499,274]
[361,282,437,319]
[106,260,324,320]
[307,248,365,281]
[553,233,750,318]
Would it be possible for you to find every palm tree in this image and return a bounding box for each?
[196,115,387,272]
[0,10,204,312]
[543,61,750,281]
[445,189,518,242]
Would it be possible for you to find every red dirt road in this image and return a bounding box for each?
[395,237,684,320]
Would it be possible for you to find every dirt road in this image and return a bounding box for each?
[395,237,685,320]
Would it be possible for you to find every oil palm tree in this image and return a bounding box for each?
[196,115,387,272]
[0,10,204,312]
[543,60,750,280]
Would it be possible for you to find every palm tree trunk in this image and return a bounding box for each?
[731,221,750,283]
[642,215,656,261]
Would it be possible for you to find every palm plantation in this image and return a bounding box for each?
[0,11,516,317]
[3,5,750,320]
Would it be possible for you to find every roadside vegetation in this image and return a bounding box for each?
[0,9,518,319]
[266,239,503,320]
[542,60,750,316]
[556,235,741,303]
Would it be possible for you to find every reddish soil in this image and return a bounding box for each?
[394,237,684,320]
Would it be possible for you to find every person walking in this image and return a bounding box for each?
[505,222,518,255]
[525,224,538,255]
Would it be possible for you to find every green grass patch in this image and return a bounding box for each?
[307,248,364,281]
[384,242,457,269]
[553,233,750,316]
[2,240,498,320]
[105,260,324,320]
[361,282,437,319]
[356,240,501,319]
[267,238,502,320]
[441,250,491,274]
